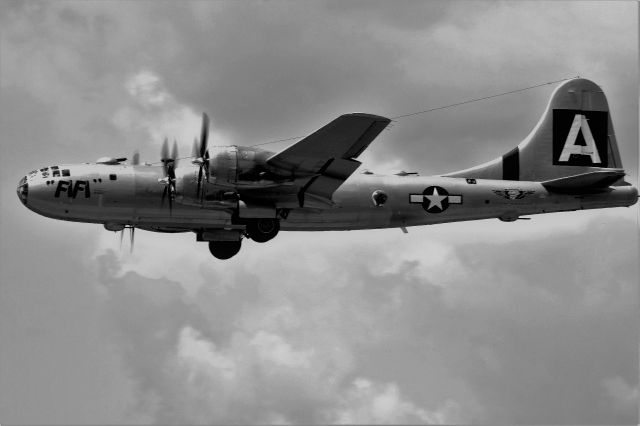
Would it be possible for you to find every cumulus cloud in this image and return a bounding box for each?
[2,1,637,425]
[85,212,637,424]
[330,378,461,424]
[603,376,640,414]
[113,69,233,155]
[92,244,469,423]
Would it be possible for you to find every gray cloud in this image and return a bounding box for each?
[1,1,637,424]
[2,1,635,175]
[93,249,461,423]
[72,216,636,424]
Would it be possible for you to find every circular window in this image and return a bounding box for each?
[371,190,388,207]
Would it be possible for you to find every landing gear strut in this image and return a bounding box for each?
[208,240,242,259]
[245,218,280,243]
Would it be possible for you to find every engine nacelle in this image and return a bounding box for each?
[237,200,276,218]
[176,146,285,208]
[208,146,278,184]
[104,222,125,232]
[208,146,238,183]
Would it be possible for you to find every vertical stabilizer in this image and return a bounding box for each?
[445,78,625,182]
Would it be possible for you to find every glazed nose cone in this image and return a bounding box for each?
[17,176,28,206]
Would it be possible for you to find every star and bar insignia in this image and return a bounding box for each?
[410,186,462,213]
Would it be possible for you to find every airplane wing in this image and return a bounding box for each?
[266,113,391,207]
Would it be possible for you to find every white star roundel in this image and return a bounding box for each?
[409,186,463,213]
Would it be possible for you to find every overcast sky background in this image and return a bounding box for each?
[1,1,638,424]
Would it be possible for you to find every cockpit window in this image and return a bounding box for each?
[52,170,60,177]
[62,169,70,177]
[109,174,117,181]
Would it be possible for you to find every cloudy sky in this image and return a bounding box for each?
[1,1,638,424]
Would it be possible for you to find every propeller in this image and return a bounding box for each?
[157,113,208,213]
[118,225,135,253]
[171,139,179,168]
[129,226,135,252]
[159,138,178,214]
[132,151,140,165]
[192,137,199,161]
[192,113,210,202]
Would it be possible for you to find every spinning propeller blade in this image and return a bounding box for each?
[159,137,177,215]
[172,140,179,168]
[200,113,209,157]
[195,113,210,202]
[161,137,170,163]
[192,138,199,158]
[118,226,135,252]
[129,226,135,253]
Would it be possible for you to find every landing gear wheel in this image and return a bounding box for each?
[246,219,280,243]
[208,240,242,259]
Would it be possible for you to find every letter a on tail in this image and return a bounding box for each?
[558,114,601,163]
[552,109,608,167]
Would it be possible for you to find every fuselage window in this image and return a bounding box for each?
[62,169,70,177]
[109,174,117,181]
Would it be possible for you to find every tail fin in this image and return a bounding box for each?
[445,78,625,183]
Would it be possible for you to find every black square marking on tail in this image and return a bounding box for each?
[502,147,519,180]
[553,109,608,166]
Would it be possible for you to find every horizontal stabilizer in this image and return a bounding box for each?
[541,170,626,192]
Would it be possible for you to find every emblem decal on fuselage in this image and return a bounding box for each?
[492,189,535,200]
[553,109,608,166]
[410,186,462,213]
[55,180,91,199]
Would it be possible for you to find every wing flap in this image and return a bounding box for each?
[298,158,361,204]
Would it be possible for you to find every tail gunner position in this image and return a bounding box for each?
[17,78,638,259]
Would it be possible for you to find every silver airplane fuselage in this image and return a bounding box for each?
[18,161,638,232]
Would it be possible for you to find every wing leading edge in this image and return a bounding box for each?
[266,113,391,207]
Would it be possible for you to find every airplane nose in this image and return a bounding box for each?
[16,176,28,205]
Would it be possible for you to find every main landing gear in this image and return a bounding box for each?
[202,218,281,260]
[245,218,280,243]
